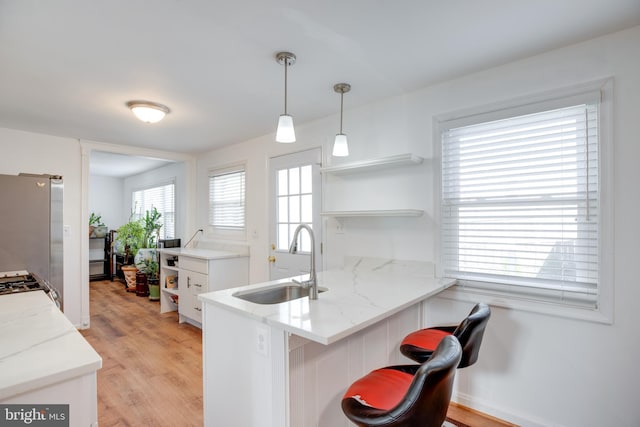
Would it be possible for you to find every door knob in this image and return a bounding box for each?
[268,255,276,263]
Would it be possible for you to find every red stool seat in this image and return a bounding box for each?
[341,335,462,427]
[343,368,414,410]
[400,303,491,367]
[401,328,452,356]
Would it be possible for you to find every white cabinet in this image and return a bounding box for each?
[178,257,209,324]
[159,248,249,327]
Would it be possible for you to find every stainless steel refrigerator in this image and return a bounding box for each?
[0,173,64,309]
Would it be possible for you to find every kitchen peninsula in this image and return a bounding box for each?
[199,257,455,426]
[0,291,102,427]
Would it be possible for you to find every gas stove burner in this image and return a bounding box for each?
[0,271,49,295]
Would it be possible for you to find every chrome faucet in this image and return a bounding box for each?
[288,224,318,300]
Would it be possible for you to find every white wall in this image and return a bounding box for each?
[88,174,124,231]
[196,26,640,426]
[0,129,84,325]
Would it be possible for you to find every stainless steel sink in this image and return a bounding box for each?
[233,282,326,305]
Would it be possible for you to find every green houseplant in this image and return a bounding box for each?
[115,217,145,259]
[135,207,162,298]
[115,207,163,294]
[89,212,105,237]
[143,257,160,301]
[115,216,145,292]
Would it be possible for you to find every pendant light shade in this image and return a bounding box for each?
[126,100,169,123]
[276,114,296,143]
[333,133,349,157]
[275,52,296,143]
[332,83,351,157]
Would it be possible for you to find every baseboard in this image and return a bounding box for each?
[452,392,557,427]
[447,402,519,427]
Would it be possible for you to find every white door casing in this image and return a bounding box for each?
[268,148,322,281]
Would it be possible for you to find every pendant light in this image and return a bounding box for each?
[332,83,351,157]
[126,100,170,123]
[275,51,296,143]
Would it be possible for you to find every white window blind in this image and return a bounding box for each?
[441,99,600,306]
[209,167,246,230]
[132,182,175,239]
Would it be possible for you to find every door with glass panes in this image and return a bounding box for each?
[268,148,322,280]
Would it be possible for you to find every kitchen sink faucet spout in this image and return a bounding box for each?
[288,224,318,300]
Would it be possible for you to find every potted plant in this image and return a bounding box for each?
[115,217,145,258]
[89,212,104,237]
[115,215,145,292]
[116,207,163,294]
[134,208,162,297]
[143,258,160,301]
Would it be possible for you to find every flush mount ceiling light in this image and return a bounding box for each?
[332,83,351,157]
[126,100,170,124]
[275,51,296,143]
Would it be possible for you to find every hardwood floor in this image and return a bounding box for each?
[80,280,203,426]
[447,402,519,427]
[81,280,515,427]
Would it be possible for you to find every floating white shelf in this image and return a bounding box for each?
[320,153,424,174]
[321,209,424,217]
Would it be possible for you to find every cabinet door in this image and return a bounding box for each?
[179,270,208,323]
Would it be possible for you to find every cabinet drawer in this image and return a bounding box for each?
[180,256,208,274]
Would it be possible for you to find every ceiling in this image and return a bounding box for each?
[89,151,173,178]
[1,1,639,156]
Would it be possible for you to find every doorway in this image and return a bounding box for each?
[268,148,322,281]
[81,143,194,327]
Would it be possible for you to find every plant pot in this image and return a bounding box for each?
[148,278,160,301]
[135,271,149,297]
[121,265,138,292]
[94,225,108,238]
[89,225,95,237]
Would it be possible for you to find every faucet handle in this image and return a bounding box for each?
[292,277,312,288]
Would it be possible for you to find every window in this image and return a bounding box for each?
[276,164,313,251]
[132,181,175,239]
[208,165,246,233]
[439,83,612,314]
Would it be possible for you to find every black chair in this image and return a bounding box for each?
[341,335,462,427]
[400,303,491,367]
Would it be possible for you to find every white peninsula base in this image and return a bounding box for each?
[200,258,454,426]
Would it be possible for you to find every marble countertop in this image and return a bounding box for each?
[159,247,248,260]
[199,258,455,345]
[0,291,102,401]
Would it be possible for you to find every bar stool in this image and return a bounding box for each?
[341,335,461,427]
[400,303,490,367]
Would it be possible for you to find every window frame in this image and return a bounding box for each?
[434,78,614,324]
[207,163,247,240]
[131,179,176,240]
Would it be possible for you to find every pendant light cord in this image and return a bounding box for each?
[339,91,344,133]
[284,59,288,115]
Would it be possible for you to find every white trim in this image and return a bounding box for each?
[80,140,197,328]
[207,161,248,241]
[452,391,560,427]
[434,77,614,323]
[437,285,611,324]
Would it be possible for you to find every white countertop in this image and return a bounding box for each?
[160,247,248,260]
[199,258,455,345]
[0,291,102,401]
